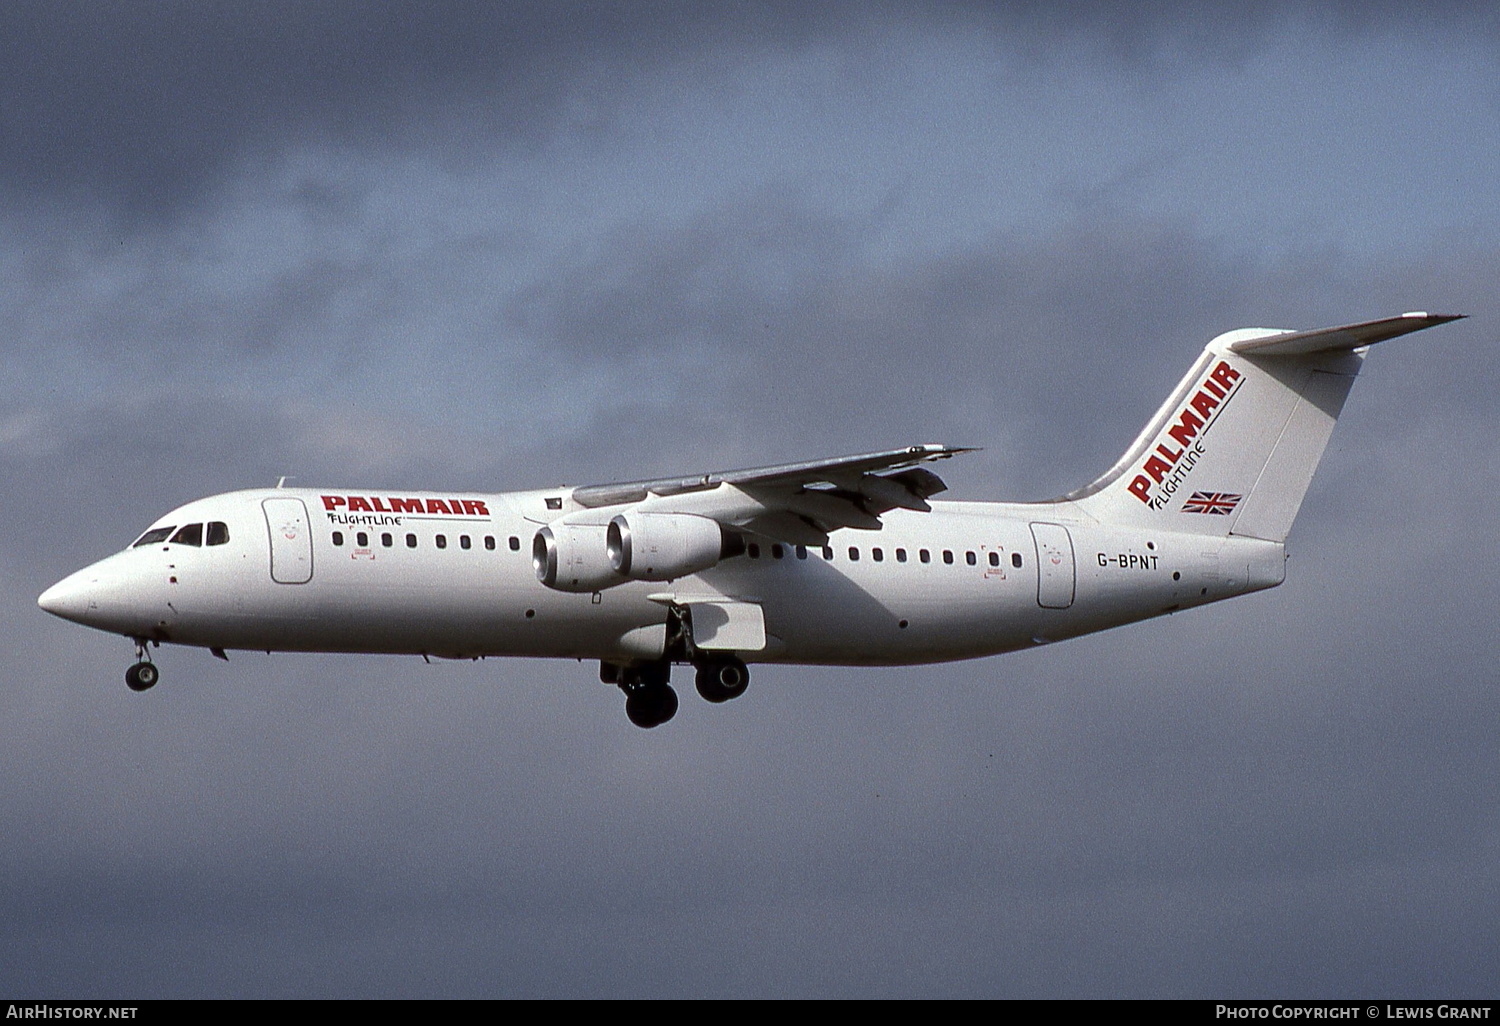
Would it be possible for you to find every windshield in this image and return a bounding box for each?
[170,524,203,546]
[131,526,175,548]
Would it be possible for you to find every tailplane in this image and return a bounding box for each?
[1069,313,1462,542]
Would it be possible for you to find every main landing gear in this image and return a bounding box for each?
[125,639,158,692]
[605,661,678,729]
[603,655,751,729]
[695,656,750,704]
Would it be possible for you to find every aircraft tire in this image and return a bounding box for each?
[695,657,749,703]
[125,662,159,692]
[625,684,678,729]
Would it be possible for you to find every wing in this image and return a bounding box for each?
[567,444,977,545]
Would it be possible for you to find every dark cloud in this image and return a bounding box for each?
[5,1,1497,220]
[0,0,841,217]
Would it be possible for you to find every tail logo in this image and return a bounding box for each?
[1181,491,1242,515]
[1127,360,1244,508]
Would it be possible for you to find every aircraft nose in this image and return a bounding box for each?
[38,572,98,624]
[39,556,165,636]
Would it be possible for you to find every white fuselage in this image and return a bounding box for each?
[39,487,1286,666]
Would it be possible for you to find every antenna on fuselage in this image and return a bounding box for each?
[276,476,295,489]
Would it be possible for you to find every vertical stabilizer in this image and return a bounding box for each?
[1068,314,1460,542]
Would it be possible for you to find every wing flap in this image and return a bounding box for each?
[739,512,830,547]
[692,601,766,651]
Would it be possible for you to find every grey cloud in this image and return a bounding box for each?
[0,1,844,218]
[512,196,1494,499]
[5,1,1496,220]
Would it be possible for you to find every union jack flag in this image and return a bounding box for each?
[1181,491,1242,515]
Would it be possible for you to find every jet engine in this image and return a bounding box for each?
[607,512,737,581]
[532,524,624,593]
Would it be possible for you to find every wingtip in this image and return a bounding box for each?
[1400,311,1466,322]
[926,445,982,459]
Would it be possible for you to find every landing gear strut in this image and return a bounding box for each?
[125,640,158,692]
[671,603,751,705]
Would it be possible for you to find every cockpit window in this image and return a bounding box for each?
[206,522,230,546]
[132,526,175,548]
[170,524,204,546]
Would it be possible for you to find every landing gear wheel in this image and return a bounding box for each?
[625,684,679,729]
[125,661,159,692]
[694,657,750,703]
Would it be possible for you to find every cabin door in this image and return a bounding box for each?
[1030,522,1075,609]
[263,497,314,584]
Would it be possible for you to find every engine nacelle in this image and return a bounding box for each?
[607,513,730,581]
[533,524,625,593]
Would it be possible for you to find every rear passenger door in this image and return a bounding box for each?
[1030,522,1075,609]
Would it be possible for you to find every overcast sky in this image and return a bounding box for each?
[3,1,1497,997]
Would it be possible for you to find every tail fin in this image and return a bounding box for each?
[1069,313,1462,542]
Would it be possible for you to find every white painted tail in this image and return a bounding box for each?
[1068,313,1460,543]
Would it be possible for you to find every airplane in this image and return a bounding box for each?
[38,312,1460,728]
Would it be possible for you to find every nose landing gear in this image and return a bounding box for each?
[125,639,158,692]
[126,662,158,691]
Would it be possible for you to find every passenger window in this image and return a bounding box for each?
[966,551,977,566]
[382,533,393,548]
[485,536,496,551]
[170,524,203,547]
[796,545,808,560]
[848,547,859,561]
[436,535,447,549]
[896,548,907,563]
[407,534,417,548]
[989,552,1000,567]
[460,535,472,550]
[872,548,884,562]
[206,522,230,546]
[332,531,344,547]
[822,546,833,560]
[748,543,761,559]
[356,532,368,547]
[772,544,784,559]
[133,527,175,547]
[1012,552,1023,568]
[943,550,954,565]
[509,536,520,551]
[919,549,930,563]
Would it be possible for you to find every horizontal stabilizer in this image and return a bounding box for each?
[1224,312,1464,357]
